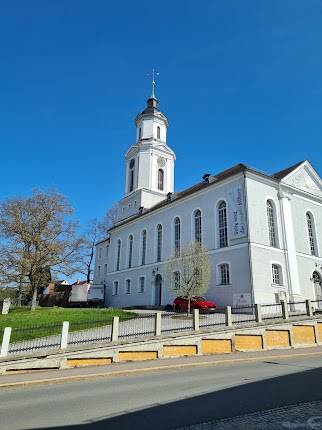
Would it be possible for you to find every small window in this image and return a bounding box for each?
[306,212,317,256]
[125,279,131,294]
[174,217,181,257]
[141,230,147,265]
[139,277,145,293]
[128,235,133,268]
[157,224,162,262]
[104,264,107,275]
[218,263,230,285]
[113,281,119,296]
[158,169,164,191]
[157,126,161,139]
[272,264,282,285]
[116,240,121,271]
[173,271,180,290]
[218,201,228,248]
[194,209,202,243]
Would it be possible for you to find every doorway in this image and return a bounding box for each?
[313,271,322,301]
[154,274,162,306]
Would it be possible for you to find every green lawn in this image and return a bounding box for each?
[0,307,137,343]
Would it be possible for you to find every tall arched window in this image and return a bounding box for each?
[194,210,202,243]
[174,217,181,257]
[158,169,164,191]
[267,200,277,247]
[157,126,161,139]
[129,159,135,192]
[128,235,133,268]
[306,212,317,256]
[141,230,147,265]
[218,201,228,248]
[116,239,121,271]
[156,224,162,262]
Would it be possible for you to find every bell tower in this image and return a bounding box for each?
[118,74,176,221]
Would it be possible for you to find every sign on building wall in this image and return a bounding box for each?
[233,293,252,307]
[227,186,247,239]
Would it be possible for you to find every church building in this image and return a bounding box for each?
[93,85,322,309]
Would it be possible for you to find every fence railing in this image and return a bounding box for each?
[1,299,321,358]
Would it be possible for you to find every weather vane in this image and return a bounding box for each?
[147,68,159,99]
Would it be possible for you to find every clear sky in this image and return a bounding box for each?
[0,1,321,229]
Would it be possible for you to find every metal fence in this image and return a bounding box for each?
[199,311,226,329]
[312,300,322,314]
[231,305,256,325]
[8,323,62,355]
[68,319,112,347]
[161,312,194,335]
[262,303,283,320]
[1,298,322,358]
[287,301,307,317]
[118,313,155,341]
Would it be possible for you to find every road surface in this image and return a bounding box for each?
[0,350,321,430]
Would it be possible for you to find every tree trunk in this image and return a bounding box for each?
[31,287,38,311]
[187,295,191,315]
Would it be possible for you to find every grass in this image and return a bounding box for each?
[0,307,137,343]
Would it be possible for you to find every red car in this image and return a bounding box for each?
[173,296,217,313]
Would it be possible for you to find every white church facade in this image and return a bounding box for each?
[93,88,322,309]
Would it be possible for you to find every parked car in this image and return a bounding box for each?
[173,296,217,313]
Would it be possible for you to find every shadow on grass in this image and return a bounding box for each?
[27,365,322,430]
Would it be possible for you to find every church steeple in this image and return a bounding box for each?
[117,78,176,222]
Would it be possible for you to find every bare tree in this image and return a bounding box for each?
[165,242,211,313]
[80,219,99,283]
[99,202,119,236]
[0,190,83,309]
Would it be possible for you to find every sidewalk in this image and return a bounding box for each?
[1,345,322,389]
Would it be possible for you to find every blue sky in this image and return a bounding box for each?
[0,1,321,229]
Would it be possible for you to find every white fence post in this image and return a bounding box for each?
[306,299,313,317]
[255,304,262,323]
[225,306,232,327]
[154,312,162,336]
[60,321,69,350]
[111,316,119,342]
[0,327,12,358]
[281,300,289,320]
[193,309,200,331]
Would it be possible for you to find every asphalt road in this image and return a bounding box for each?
[0,353,321,430]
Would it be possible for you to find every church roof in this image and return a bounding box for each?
[272,160,305,179]
[107,160,308,233]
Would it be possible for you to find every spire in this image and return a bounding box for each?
[147,69,159,106]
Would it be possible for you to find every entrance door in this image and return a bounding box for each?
[154,274,162,306]
[313,271,322,301]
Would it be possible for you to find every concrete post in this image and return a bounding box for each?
[0,327,12,358]
[111,316,119,342]
[225,306,232,327]
[305,299,313,317]
[60,321,69,350]
[255,304,262,323]
[154,312,162,336]
[193,309,200,331]
[281,300,289,320]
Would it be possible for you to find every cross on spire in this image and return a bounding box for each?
[147,68,159,100]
